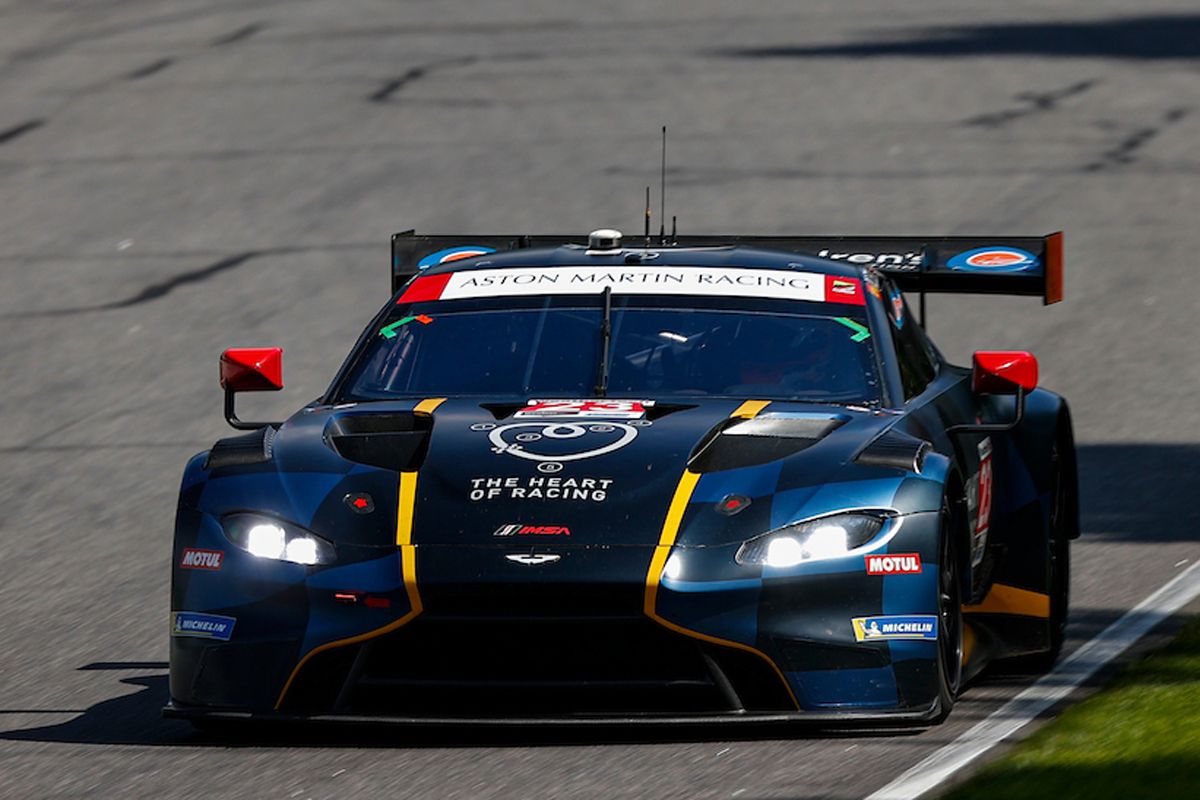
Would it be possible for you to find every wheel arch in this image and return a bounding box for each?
[941,468,973,605]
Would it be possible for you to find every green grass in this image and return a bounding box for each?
[942,616,1200,800]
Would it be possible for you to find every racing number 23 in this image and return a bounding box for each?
[516,400,648,419]
[975,439,994,534]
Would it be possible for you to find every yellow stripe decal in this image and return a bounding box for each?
[964,583,1051,618]
[730,399,771,419]
[396,470,419,547]
[413,397,446,416]
[962,622,977,666]
[274,397,444,709]
[643,399,799,709]
[644,470,700,616]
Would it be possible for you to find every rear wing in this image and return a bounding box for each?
[391,232,1063,304]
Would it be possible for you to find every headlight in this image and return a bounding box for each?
[735,512,889,567]
[221,514,336,565]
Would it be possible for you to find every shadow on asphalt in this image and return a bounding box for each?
[0,663,928,749]
[1,603,1189,754]
[1077,444,1200,543]
[718,13,1200,61]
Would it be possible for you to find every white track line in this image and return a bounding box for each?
[865,559,1200,800]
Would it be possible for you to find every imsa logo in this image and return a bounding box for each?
[493,524,571,537]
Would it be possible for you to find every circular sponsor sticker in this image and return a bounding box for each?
[487,422,639,463]
[947,247,1039,272]
[417,246,496,270]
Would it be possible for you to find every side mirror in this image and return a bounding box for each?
[948,350,1038,436]
[219,347,283,430]
[972,351,1038,395]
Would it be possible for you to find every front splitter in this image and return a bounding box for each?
[163,700,941,730]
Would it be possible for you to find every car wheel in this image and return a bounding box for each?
[995,439,1071,674]
[933,496,964,722]
[1036,440,1071,669]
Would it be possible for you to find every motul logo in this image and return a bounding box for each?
[865,553,922,575]
[493,524,571,537]
[180,548,224,570]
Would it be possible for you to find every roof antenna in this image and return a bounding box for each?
[671,215,677,245]
[644,185,651,246]
[659,126,667,244]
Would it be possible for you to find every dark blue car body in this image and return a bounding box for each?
[165,232,1076,726]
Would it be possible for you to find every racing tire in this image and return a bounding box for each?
[932,496,964,723]
[1029,440,1071,670]
[996,439,1072,674]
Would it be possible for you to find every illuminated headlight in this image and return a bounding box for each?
[663,552,684,581]
[735,512,888,567]
[222,514,336,565]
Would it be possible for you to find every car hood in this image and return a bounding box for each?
[191,397,936,549]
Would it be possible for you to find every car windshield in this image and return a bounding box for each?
[335,297,881,404]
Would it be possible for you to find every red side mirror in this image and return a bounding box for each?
[220,348,283,392]
[972,351,1037,395]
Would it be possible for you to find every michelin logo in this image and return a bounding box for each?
[171,612,236,641]
[852,615,938,642]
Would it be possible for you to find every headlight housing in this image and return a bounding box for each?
[221,514,336,565]
[735,511,890,567]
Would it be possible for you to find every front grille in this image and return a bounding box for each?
[421,581,645,618]
[282,617,795,717]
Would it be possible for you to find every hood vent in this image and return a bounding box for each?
[206,426,276,470]
[855,429,931,473]
[688,412,848,473]
[325,412,433,472]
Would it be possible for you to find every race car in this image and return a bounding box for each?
[164,228,1077,727]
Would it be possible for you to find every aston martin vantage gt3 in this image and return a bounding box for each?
[165,229,1077,726]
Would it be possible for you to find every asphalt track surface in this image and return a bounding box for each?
[1,2,1198,798]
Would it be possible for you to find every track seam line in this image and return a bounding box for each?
[864,559,1200,800]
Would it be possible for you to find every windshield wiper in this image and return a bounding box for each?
[594,286,612,397]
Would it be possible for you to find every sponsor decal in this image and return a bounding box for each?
[818,249,923,271]
[833,316,871,342]
[416,246,496,270]
[470,475,613,502]
[398,265,831,303]
[505,553,561,566]
[344,492,375,514]
[171,611,236,641]
[888,284,905,328]
[865,553,922,575]
[947,247,1039,272]
[865,271,884,300]
[515,399,650,419]
[179,548,223,570]
[851,615,938,642]
[379,314,433,338]
[824,275,865,306]
[485,421,640,464]
[971,437,994,566]
[493,524,572,536]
